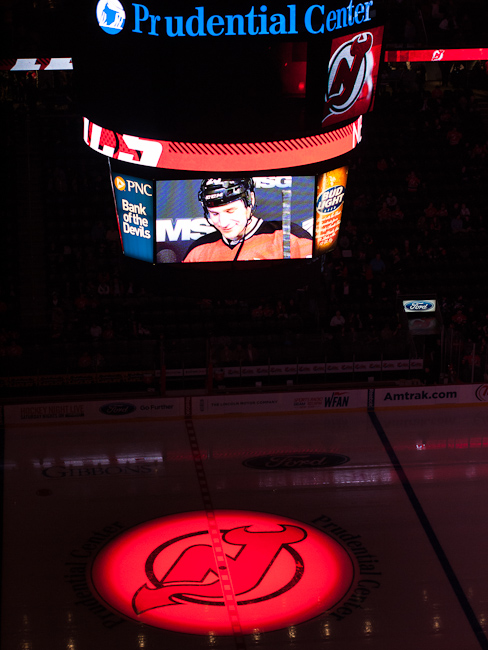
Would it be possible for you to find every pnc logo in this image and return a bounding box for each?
[114,176,126,191]
[114,176,153,196]
[323,31,373,121]
[96,0,126,34]
[91,511,354,634]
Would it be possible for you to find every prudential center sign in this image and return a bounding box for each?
[96,0,376,37]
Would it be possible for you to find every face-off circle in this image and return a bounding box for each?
[90,510,355,635]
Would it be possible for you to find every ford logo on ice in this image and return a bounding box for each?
[99,402,137,415]
[243,454,350,470]
[403,300,436,313]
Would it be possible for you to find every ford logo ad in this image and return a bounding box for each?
[99,402,137,415]
[243,454,350,470]
[402,300,436,313]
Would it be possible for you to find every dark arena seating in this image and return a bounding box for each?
[1,0,488,397]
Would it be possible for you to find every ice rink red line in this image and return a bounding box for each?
[184,415,247,648]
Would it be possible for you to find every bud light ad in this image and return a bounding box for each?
[314,167,348,255]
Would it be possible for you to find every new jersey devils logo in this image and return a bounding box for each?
[91,511,355,635]
[475,384,488,402]
[323,32,373,123]
[134,524,306,612]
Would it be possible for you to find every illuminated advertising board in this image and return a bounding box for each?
[314,166,348,254]
[110,168,348,263]
[111,173,155,262]
[384,48,488,63]
[403,300,436,314]
[402,299,438,336]
[84,116,363,172]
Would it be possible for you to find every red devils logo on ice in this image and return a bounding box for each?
[90,511,355,635]
[133,524,306,612]
[323,32,373,123]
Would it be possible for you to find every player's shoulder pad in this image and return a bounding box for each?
[290,222,313,240]
[259,220,312,239]
[184,230,222,255]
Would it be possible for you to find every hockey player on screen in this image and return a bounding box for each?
[183,178,312,262]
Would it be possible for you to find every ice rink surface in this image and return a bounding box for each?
[2,403,488,649]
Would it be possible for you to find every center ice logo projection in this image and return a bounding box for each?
[90,511,355,634]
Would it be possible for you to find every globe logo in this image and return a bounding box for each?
[96,0,126,35]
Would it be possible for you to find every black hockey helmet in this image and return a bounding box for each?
[198,178,256,217]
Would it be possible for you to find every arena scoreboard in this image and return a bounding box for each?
[110,167,348,263]
[2,1,385,266]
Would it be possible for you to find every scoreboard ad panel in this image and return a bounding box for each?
[111,173,155,262]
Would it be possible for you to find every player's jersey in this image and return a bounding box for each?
[183,219,313,262]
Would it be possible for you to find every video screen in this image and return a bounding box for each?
[155,177,315,263]
[110,168,349,263]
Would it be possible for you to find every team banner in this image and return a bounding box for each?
[111,172,154,262]
[323,26,384,128]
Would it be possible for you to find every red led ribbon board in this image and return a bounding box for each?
[0,57,73,70]
[83,117,363,172]
[90,510,355,635]
[384,48,488,63]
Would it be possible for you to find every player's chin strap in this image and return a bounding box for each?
[232,213,254,262]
